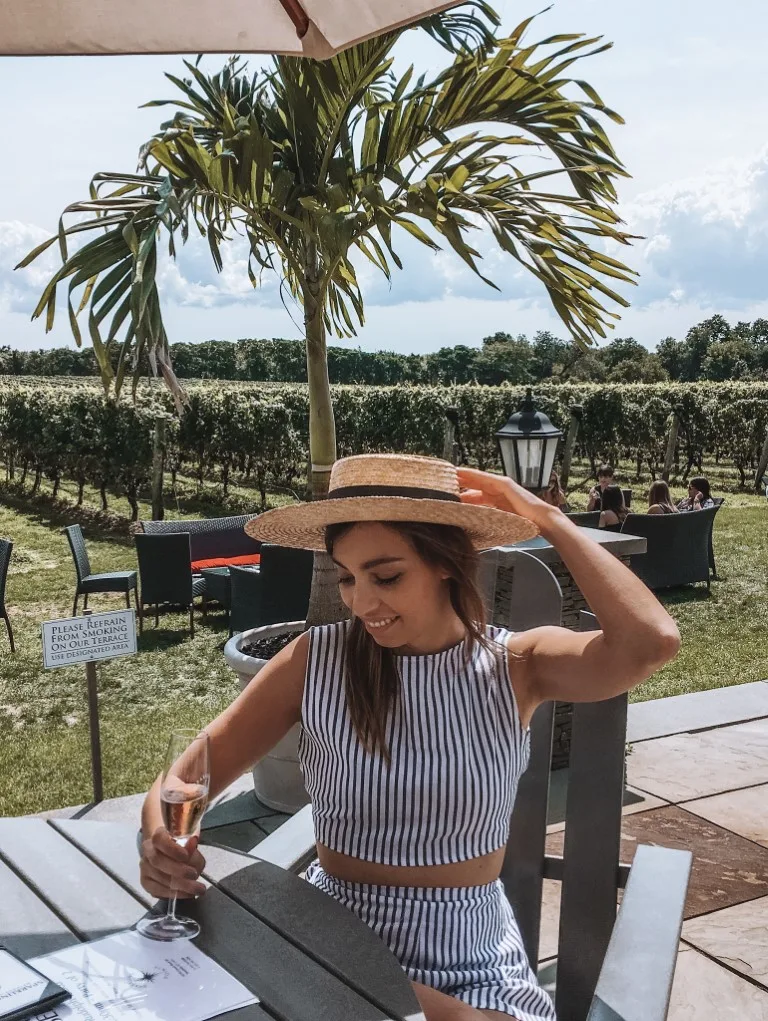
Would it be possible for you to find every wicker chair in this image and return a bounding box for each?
[710,497,725,577]
[64,524,138,617]
[134,532,207,637]
[229,545,314,637]
[0,538,15,653]
[565,511,601,528]
[621,505,720,591]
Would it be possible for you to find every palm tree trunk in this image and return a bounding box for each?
[302,242,347,628]
[303,243,336,502]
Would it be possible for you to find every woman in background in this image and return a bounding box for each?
[586,463,614,511]
[539,470,569,512]
[647,481,678,515]
[598,484,628,530]
[677,477,714,512]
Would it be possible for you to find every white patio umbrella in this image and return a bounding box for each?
[0,0,463,58]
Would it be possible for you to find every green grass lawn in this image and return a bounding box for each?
[1,468,767,817]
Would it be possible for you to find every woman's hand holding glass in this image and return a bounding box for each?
[140,827,207,900]
[137,729,210,941]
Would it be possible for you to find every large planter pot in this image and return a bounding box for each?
[223,620,310,813]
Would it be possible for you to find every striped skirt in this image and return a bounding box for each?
[304,862,556,1020]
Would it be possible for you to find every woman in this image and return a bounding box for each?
[647,481,678,515]
[677,476,715,512]
[597,483,628,530]
[586,463,614,512]
[139,454,679,1021]
[539,470,569,512]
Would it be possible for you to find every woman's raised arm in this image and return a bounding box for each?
[458,468,680,723]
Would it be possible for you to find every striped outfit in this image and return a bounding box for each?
[298,621,556,1020]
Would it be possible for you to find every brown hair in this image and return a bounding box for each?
[601,483,627,521]
[324,520,490,763]
[648,480,676,513]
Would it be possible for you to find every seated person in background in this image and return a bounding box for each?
[587,463,614,511]
[539,470,569,512]
[677,476,715,512]
[647,480,678,515]
[598,484,628,529]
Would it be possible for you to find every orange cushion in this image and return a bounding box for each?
[191,554,261,570]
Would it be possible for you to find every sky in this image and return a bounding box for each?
[1,0,767,357]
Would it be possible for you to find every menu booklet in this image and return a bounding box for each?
[26,931,259,1021]
[0,947,70,1021]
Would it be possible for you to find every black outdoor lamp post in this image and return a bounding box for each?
[495,388,563,491]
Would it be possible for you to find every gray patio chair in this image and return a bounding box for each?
[0,538,15,653]
[621,505,720,591]
[229,544,314,637]
[134,532,206,637]
[241,604,691,1021]
[565,511,601,528]
[64,523,138,617]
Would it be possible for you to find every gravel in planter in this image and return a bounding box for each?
[240,630,304,660]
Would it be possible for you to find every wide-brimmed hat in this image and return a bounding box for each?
[245,453,538,551]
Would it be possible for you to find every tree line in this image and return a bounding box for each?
[3,314,768,386]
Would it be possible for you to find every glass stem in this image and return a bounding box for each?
[167,893,178,922]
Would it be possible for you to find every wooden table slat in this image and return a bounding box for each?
[50,819,153,908]
[218,861,421,1021]
[0,857,79,958]
[192,883,404,1021]
[0,819,146,940]
[0,821,425,1021]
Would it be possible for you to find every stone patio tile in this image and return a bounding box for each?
[684,785,768,848]
[201,820,265,853]
[34,803,87,820]
[669,945,768,1020]
[545,806,768,919]
[627,718,768,803]
[683,897,768,990]
[75,792,146,826]
[255,811,292,835]
[538,879,561,962]
[628,681,768,744]
[546,784,668,835]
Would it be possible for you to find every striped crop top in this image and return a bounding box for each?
[297,620,530,867]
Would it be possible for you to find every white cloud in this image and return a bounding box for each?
[625,146,768,308]
[0,220,59,316]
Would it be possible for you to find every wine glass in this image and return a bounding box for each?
[137,728,210,942]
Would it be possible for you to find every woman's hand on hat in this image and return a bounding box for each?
[457,467,553,525]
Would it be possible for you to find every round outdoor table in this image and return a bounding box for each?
[0,818,424,1021]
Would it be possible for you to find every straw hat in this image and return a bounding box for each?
[245,454,538,551]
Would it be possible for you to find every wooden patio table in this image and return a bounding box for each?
[0,818,424,1021]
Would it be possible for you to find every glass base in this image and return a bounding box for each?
[136,913,200,942]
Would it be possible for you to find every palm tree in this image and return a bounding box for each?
[20,5,635,501]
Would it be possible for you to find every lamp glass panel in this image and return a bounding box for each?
[517,437,544,488]
[541,437,559,489]
[499,438,517,480]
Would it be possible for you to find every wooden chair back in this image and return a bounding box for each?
[502,611,628,1021]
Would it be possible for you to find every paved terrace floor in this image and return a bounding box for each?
[31,680,768,1020]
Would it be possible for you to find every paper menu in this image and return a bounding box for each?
[0,948,49,1014]
[28,931,259,1021]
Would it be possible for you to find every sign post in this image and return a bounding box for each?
[41,608,137,804]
